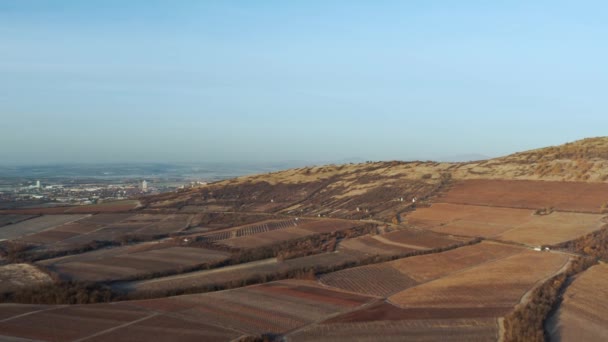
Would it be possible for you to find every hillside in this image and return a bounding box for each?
[1,137,608,342]
[453,137,608,182]
[140,137,608,221]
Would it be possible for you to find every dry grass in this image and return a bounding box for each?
[0,264,53,293]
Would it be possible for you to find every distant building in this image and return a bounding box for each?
[141,180,148,192]
[36,180,41,188]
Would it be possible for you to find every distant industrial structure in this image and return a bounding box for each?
[141,180,148,192]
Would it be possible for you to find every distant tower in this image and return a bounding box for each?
[141,180,148,192]
[36,180,41,188]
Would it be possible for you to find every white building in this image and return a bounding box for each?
[141,180,148,192]
[36,180,41,188]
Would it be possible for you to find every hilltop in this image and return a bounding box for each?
[140,137,608,221]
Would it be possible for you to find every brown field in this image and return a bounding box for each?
[339,235,416,256]
[408,203,606,246]
[64,200,140,213]
[319,263,418,297]
[84,314,241,342]
[15,214,195,259]
[18,229,80,244]
[390,241,524,283]
[287,318,499,342]
[0,263,53,293]
[0,279,375,341]
[38,246,230,282]
[0,215,36,227]
[78,213,135,225]
[0,214,89,241]
[441,179,608,213]
[296,219,362,234]
[380,228,468,249]
[547,263,608,341]
[0,200,139,216]
[495,211,605,246]
[320,242,524,297]
[326,301,510,323]
[119,249,364,295]
[0,304,49,320]
[195,218,302,243]
[389,250,569,309]
[218,227,314,249]
[167,280,375,335]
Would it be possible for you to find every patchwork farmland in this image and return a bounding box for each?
[2,138,608,341]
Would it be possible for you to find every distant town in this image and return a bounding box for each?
[0,178,210,209]
[0,162,300,210]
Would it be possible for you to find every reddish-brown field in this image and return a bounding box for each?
[547,264,608,342]
[194,218,302,244]
[320,242,524,297]
[339,235,416,256]
[380,228,468,249]
[170,280,375,335]
[326,302,510,323]
[120,249,365,295]
[319,263,418,297]
[441,179,608,213]
[408,203,605,246]
[0,214,89,241]
[0,303,152,342]
[38,246,231,282]
[389,250,569,309]
[218,227,314,249]
[287,318,499,342]
[0,279,376,341]
[390,241,523,283]
[15,214,195,258]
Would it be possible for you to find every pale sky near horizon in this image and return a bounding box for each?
[1,1,607,165]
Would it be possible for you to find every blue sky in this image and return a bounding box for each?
[1,1,607,164]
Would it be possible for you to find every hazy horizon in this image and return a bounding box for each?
[2,1,607,164]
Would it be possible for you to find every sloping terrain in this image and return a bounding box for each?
[0,137,608,341]
[547,264,608,341]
